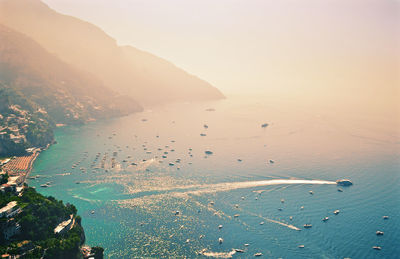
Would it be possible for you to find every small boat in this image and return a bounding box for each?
[269,159,274,164]
[289,216,293,220]
[204,124,209,129]
[185,239,190,243]
[169,162,175,166]
[234,204,239,208]
[237,159,242,162]
[336,179,353,186]
[376,231,384,236]
[309,191,314,195]
[218,237,223,244]
[205,150,213,155]
[174,211,180,215]
[218,225,223,229]
[235,249,245,253]
[281,199,285,203]
[200,133,207,136]
[298,245,305,248]
[91,210,95,214]
[244,244,250,247]
[372,246,382,250]
[322,217,329,222]
[303,224,312,229]
[254,252,263,257]
[209,201,215,205]
[337,188,343,192]
[334,210,340,215]
[383,216,389,219]
[261,123,269,128]
[259,222,264,225]
[278,208,283,211]
[40,184,48,188]
[234,214,240,218]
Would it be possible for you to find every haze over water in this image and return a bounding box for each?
[28,94,399,258]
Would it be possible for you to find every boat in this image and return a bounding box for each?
[174,211,180,215]
[205,150,213,155]
[322,217,329,222]
[234,214,240,218]
[269,159,274,164]
[235,249,245,253]
[376,231,384,235]
[281,199,285,203]
[303,224,312,228]
[336,179,353,186]
[244,244,250,247]
[218,225,223,229]
[261,123,269,128]
[169,162,175,166]
[259,222,264,225]
[209,201,215,205]
[309,190,313,195]
[372,246,382,250]
[218,237,223,244]
[383,216,389,219]
[40,184,48,188]
[254,252,263,257]
[200,133,207,136]
[204,124,209,129]
[289,216,293,220]
[334,210,340,215]
[337,188,343,192]
[91,210,95,214]
[298,245,305,248]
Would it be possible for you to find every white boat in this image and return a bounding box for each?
[254,252,263,256]
[322,217,329,222]
[298,245,305,248]
[372,246,382,250]
[334,210,340,215]
[218,237,223,244]
[376,231,384,235]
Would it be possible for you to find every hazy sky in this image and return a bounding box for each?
[42,0,399,99]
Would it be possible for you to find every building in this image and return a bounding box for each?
[0,201,20,218]
[54,215,75,235]
[3,218,21,240]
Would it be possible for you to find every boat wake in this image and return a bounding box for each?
[200,249,237,258]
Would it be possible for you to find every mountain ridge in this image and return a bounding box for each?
[0,0,225,106]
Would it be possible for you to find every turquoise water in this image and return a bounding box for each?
[28,96,399,258]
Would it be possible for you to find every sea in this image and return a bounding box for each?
[28,94,399,258]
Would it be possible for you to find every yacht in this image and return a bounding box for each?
[336,179,353,186]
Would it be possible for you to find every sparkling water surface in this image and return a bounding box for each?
[28,95,399,258]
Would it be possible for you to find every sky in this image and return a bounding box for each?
[42,0,399,102]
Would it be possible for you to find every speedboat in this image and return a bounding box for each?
[334,210,340,215]
[376,231,384,235]
[303,224,312,228]
[254,252,263,257]
[298,245,305,248]
[372,246,382,250]
[322,217,329,222]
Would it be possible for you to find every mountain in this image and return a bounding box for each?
[0,24,142,155]
[0,0,225,106]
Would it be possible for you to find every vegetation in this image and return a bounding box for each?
[0,187,92,258]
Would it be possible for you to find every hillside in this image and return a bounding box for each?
[0,24,142,156]
[0,0,225,105]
